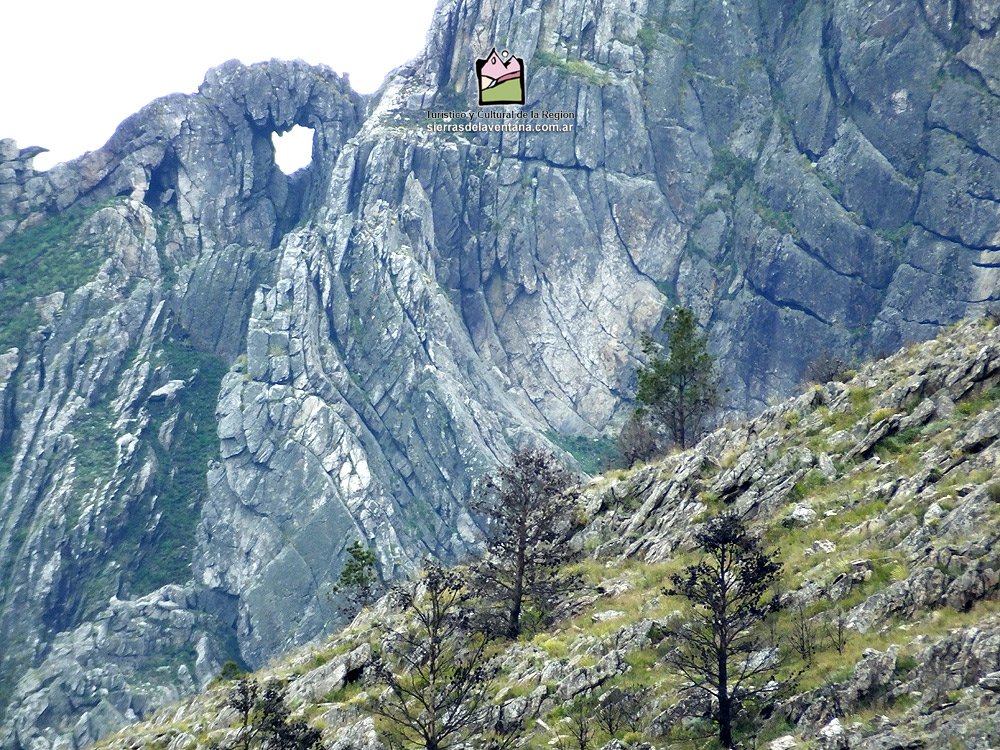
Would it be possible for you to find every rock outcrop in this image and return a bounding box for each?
[1,0,1000,745]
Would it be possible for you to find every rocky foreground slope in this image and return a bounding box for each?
[25,315,995,750]
[2,0,1000,744]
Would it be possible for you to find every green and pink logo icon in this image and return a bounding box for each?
[476,48,525,105]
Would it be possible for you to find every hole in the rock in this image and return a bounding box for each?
[272,126,315,174]
[146,148,179,208]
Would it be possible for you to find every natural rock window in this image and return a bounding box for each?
[272,126,315,174]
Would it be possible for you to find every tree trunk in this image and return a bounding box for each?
[508,556,524,638]
[718,653,733,748]
[509,520,527,638]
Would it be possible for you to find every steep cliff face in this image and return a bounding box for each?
[408,0,1000,405]
[1,0,999,746]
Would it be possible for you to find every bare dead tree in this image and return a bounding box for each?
[802,351,852,385]
[471,448,580,638]
[617,411,660,467]
[370,564,497,750]
[553,700,595,750]
[790,599,818,664]
[825,609,851,655]
[595,683,648,736]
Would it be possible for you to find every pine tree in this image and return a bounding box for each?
[332,540,379,613]
[635,306,720,449]
[662,513,785,749]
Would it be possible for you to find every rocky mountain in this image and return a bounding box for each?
[1,0,999,745]
[63,315,1000,750]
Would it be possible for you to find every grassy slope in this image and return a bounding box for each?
[93,317,1000,750]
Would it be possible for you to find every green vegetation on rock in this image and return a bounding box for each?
[534,51,611,86]
[546,432,617,475]
[708,148,755,193]
[0,202,112,351]
[129,338,228,595]
[72,404,119,494]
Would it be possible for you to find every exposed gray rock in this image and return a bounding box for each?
[923,502,945,524]
[805,539,837,556]
[790,504,818,526]
[817,718,848,750]
[2,0,1000,743]
[591,610,625,624]
[0,61,365,747]
[328,718,382,750]
[0,349,19,445]
[0,585,234,750]
[288,644,371,704]
[978,671,1000,692]
[148,380,186,402]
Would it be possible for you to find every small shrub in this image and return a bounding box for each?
[622,731,645,746]
[894,654,919,677]
[848,388,874,414]
[751,191,797,235]
[803,352,851,385]
[636,21,659,54]
[709,148,755,192]
[218,660,246,681]
[719,451,738,469]
[956,384,1000,416]
[698,489,722,507]
[534,51,610,85]
[870,408,896,423]
[789,470,827,502]
[876,426,921,456]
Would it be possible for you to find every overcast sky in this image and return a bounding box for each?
[1,0,441,171]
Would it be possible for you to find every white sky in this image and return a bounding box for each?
[1,0,441,172]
